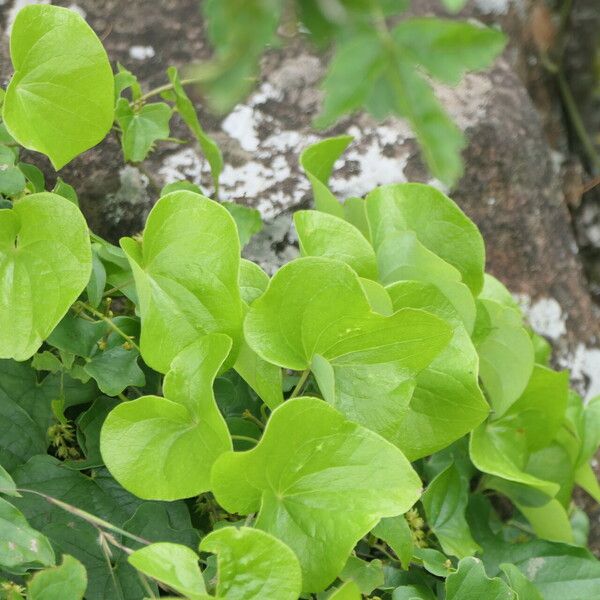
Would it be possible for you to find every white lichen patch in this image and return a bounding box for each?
[560,345,600,401]
[129,45,156,60]
[222,105,261,152]
[516,295,567,342]
[525,556,545,579]
[159,148,204,188]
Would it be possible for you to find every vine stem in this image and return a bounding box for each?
[289,369,310,399]
[231,434,259,446]
[73,300,141,352]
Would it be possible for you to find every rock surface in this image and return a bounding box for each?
[1,0,599,550]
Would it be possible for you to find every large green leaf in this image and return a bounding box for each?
[445,557,515,600]
[120,191,243,373]
[473,299,534,416]
[385,281,488,459]
[422,464,480,558]
[0,193,92,360]
[27,555,87,600]
[294,210,377,279]
[199,527,302,599]
[0,497,55,573]
[211,397,422,593]
[244,257,452,452]
[3,5,113,169]
[366,184,485,294]
[101,334,232,500]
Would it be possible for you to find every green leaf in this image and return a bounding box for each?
[518,499,573,544]
[128,543,207,600]
[473,299,534,416]
[52,178,78,205]
[392,584,436,600]
[468,495,600,600]
[222,202,263,247]
[299,136,352,217]
[0,193,92,360]
[101,334,232,500]
[27,555,87,600]
[211,397,422,592]
[422,464,480,558]
[167,67,223,195]
[440,0,468,12]
[86,250,106,308]
[0,165,26,195]
[84,346,146,397]
[372,515,412,570]
[31,351,63,374]
[327,580,362,600]
[3,5,113,169]
[161,180,203,196]
[499,563,543,600]
[115,99,172,163]
[0,465,19,497]
[367,183,485,294]
[199,526,303,600]
[340,556,384,594]
[392,19,505,86]
[238,259,269,305]
[413,547,454,577]
[385,281,488,459]
[18,163,45,193]
[445,557,515,600]
[114,62,141,102]
[120,191,243,373]
[0,497,55,572]
[294,209,378,279]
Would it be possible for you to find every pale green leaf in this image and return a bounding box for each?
[518,499,573,544]
[294,209,377,279]
[474,299,534,416]
[299,136,352,217]
[0,465,19,497]
[211,397,422,593]
[340,556,384,595]
[3,5,113,169]
[27,555,87,600]
[327,580,362,599]
[115,99,172,163]
[101,334,232,500]
[0,193,92,360]
[445,557,515,600]
[128,543,207,600]
[167,66,223,195]
[366,184,485,294]
[120,191,243,373]
[0,496,55,572]
[200,526,302,600]
[238,259,269,305]
[499,563,543,600]
[222,202,263,247]
[372,515,412,570]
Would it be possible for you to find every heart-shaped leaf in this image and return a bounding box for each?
[366,184,485,295]
[121,191,243,373]
[3,5,114,169]
[27,555,87,600]
[101,333,233,500]
[0,193,92,360]
[211,397,422,592]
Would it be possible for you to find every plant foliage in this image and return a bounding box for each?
[0,5,598,600]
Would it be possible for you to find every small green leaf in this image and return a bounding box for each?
[422,464,481,558]
[31,351,63,374]
[0,193,92,360]
[27,555,87,600]
[0,165,26,195]
[114,62,142,102]
[222,202,263,247]
[115,99,172,163]
[294,209,377,279]
[167,66,223,195]
[0,497,55,572]
[160,180,203,196]
[121,191,243,373]
[499,563,543,600]
[0,465,19,497]
[52,178,78,205]
[373,515,412,570]
[3,5,114,169]
[211,397,422,592]
[299,136,352,217]
[128,543,207,600]
[199,527,302,600]
[101,334,232,500]
[238,259,269,305]
[86,250,107,308]
[340,556,384,594]
[18,163,45,193]
[445,557,514,600]
[327,580,362,599]
[84,346,146,396]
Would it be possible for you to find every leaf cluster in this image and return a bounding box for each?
[0,5,599,600]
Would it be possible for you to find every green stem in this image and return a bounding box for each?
[289,369,310,399]
[74,300,141,351]
[242,409,265,430]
